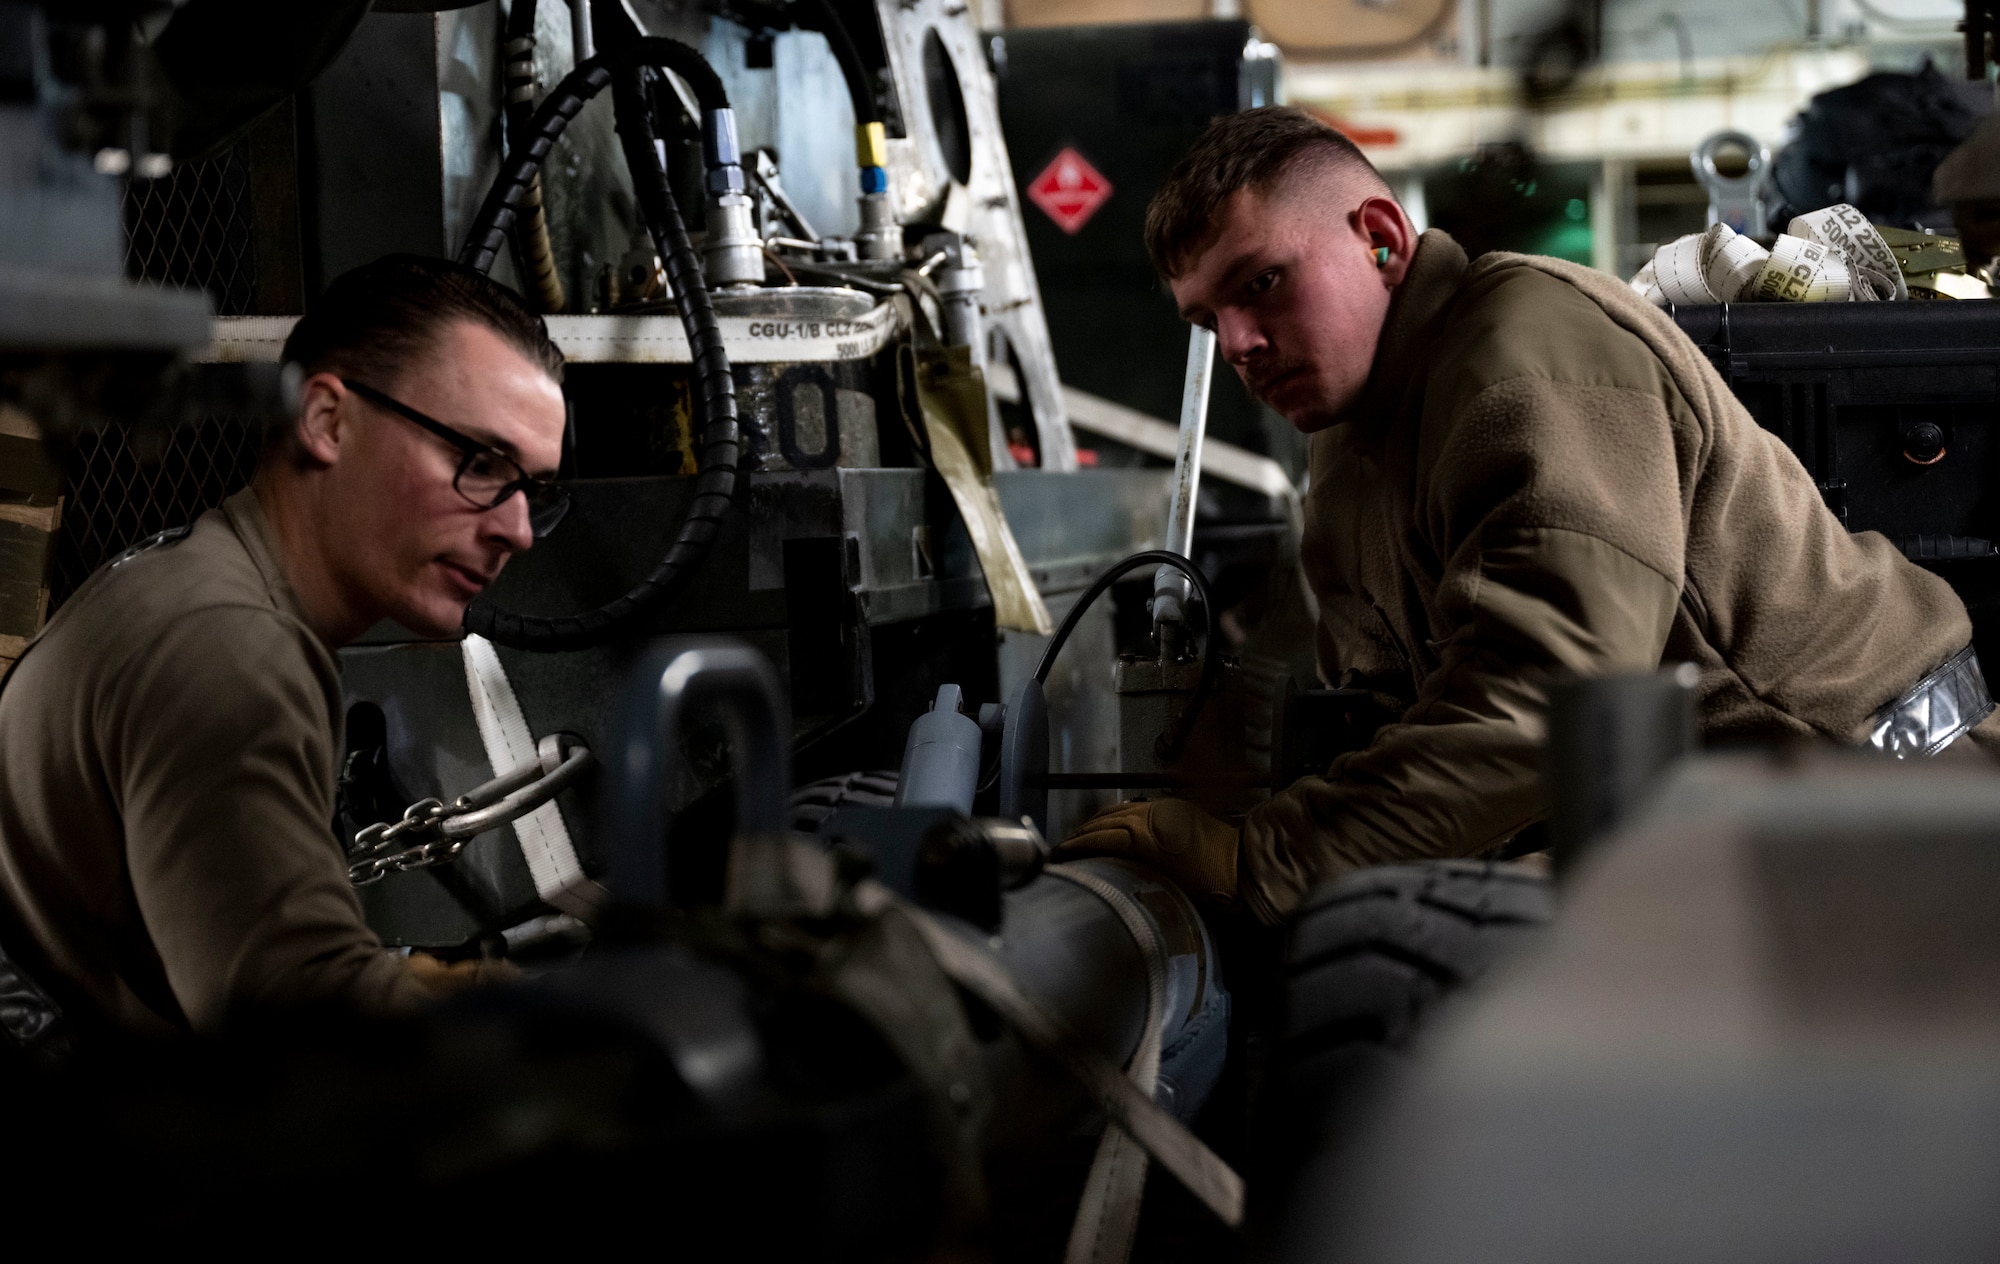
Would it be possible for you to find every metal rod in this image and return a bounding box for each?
[568,0,595,62]
[1166,324,1215,560]
[1154,326,1216,633]
[440,740,594,839]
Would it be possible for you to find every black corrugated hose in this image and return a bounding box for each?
[457,37,739,652]
[501,0,566,313]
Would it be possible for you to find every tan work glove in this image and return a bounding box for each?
[1054,797,1242,909]
[405,951,521,997]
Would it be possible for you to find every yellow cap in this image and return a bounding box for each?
[855,121,888,168]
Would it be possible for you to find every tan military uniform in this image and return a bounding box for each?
[0,487,428,1033]
[1240,231,1989,922]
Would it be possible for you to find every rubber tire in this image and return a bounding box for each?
[1268,860,1554,1179]
[788,770,899,832]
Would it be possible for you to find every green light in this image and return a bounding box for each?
[1530,221,1595,265]
[1566,198,1588,221]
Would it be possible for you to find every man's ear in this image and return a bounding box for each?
[1355,196,1418,286]
[292,372,346,468]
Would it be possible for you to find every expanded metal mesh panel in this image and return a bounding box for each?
[48,420,264,611]
[46,152,267,613]
[123,151,257,316]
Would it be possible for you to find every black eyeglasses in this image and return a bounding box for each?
[340,378,570,538]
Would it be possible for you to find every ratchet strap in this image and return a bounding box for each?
[854,879,1245,1230]
[1632,203,1906,306]
[1861,643,1995,758]
[461,633,607,918]
[1047,863,1171,1264]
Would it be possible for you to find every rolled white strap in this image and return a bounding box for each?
[1791,202,1906,300]
[461,634,607,919]
[1631,204,1901,306]
[1750,231,1853,302]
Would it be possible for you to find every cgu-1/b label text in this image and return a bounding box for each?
[743,319,877,340]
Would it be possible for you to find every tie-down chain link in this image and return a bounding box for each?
[346,733,594,886]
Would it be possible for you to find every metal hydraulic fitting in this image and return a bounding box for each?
[854,121,901,261]
[704,191,765,287]
[856,191,901,261]
[927,232,986,363]
[701,107,765,288]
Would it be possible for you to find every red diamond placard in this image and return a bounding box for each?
[1027,147,1113,236]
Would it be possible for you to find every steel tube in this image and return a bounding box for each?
[440,740,595,839]
[1154,325,1216,629]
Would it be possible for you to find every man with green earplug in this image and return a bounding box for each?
[1057,106,1996,923]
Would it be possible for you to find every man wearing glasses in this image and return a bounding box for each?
[0,255,568,1039]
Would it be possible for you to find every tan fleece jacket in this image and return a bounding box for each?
[1241,231,1981,923]
[0,488,429,1033]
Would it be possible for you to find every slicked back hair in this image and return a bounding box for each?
[281,254,565,395]
[1144,106,1391,279]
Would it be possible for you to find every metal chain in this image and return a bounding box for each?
[347,798,465,887]
[345,734,594,887]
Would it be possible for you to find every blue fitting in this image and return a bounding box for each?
[859,165,889,195]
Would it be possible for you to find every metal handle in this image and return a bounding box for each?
[601,642,793,909]
[440,734,594,839]
[1690,130,1770,236]
[347,733,594,886]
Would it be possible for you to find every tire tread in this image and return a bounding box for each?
[1283,860,1554,1055]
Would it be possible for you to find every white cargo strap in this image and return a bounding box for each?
[1048,863,1171,1264]
[461,634,607,919]
[854,880,1245,1232]
[1630,203,1905,306]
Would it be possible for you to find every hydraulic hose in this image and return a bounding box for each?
[804,0,895,213]
[459,37,730,273]
[502,0,566,313]
[458,37,740,652]
[1034,550,1221,764]
[808,0,880,127]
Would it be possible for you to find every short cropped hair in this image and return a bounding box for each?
[282,254,564,390]
[1144,106,1391,279]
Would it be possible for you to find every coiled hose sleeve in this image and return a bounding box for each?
[457,37,739,651]
[502,0,565,312]
[459,37,728,273]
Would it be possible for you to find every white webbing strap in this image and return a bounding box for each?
[853,880,1245,1233]
[1630,203,1905,306]
[461,634,607,919]
[1048,863,1171,1264]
